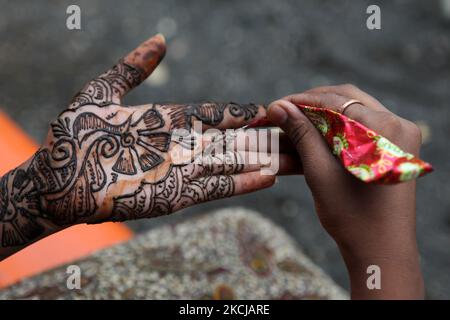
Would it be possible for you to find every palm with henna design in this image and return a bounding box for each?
[0,34,283,255]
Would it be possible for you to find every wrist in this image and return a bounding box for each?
[336,230,424,299]
[0,163,69,260]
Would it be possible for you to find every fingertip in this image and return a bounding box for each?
[155,33,166,44]
[258,173,277,189]
[279,99,301,114]
[233,171,276,195]
[124,34,167,77]
[269,99,306,125]
[267,100,288,125]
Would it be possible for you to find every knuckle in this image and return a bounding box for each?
[306,85,330,93]
[338,83,358,92]
[379,112,402,130]
[400,121,423,153]
[404,121,422,142]
[370,112,402,143]
[376,113,422,154]
[328,92,346,103]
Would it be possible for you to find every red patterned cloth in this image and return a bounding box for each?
[249,105,433,184]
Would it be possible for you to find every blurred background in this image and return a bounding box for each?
[0,0,449,298]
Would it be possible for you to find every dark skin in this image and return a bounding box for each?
[267,84,424,299]
[0,34,423,299]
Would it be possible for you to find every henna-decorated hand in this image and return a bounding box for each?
[0,34,296,258]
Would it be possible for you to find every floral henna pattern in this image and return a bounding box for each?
[0,170,44,247]
[70,61,144,109]
[0,35,265,250]
[72,109,171,174]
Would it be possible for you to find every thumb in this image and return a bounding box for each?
[267,100,339,181]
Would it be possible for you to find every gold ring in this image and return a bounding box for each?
[339,99,363,115]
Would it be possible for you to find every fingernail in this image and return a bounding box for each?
[267,103,288,125]
[155,33,166,43]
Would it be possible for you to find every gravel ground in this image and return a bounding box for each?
[0,0,449,298]
[0,209,348,300]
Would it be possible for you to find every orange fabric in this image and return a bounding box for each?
[0,110,134,288]
[0,111,37,171]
